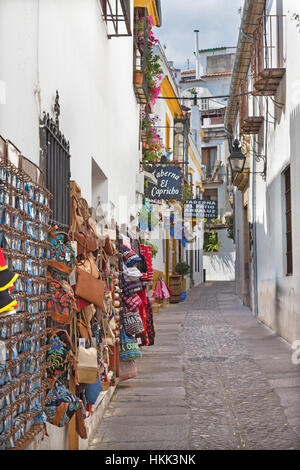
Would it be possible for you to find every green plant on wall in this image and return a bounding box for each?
[203,231,221,253]
[182,182,193,203]
[292,12,300,31]
[227,214,234,240]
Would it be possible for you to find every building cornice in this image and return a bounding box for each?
[134,0,160,26]
[224,0,265,138]
[160,76,182,118]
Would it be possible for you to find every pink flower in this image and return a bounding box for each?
[147,15,154,26]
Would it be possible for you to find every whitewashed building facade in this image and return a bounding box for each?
[225,0,300,344]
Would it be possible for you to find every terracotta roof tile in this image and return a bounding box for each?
[181,69,196,75]
[201,71,232,78]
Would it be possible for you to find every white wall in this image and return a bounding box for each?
[0,0,140,225]
[203,229,235,281]
[232,0,300,343]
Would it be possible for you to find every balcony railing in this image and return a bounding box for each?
[100,0,131,38]
[251,14,286,96]
[202,161,223,184]
[239,75,263,135]
[133,9,150,105]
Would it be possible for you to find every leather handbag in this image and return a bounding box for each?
[74,316,99,385]
[77,345,98,384]
[76,403,88,439]
[74,226,98,256]
[76,252,99,279]
[75,267,105,308]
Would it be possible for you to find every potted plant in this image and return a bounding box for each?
[175,261,191,298]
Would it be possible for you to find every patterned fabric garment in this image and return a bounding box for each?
[48,280,76,324]
[122,294,143,310]
[46,330,74,377]
[122,247,142,267]
[136,289,149,346]
[49,230,76,270]
[121,278,146,297]
[139,245,153,281]
[145,299,155,346]
[136,294,155,347]
[44,381,80,427]
[121,308,144,337]
[119,328,142,361]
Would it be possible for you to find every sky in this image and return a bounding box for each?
[155,0,244,70]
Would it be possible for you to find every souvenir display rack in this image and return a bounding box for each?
[0,139,156,450]
[0,141,53,450]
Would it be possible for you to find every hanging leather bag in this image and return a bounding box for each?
[75,317,99,384]
[76,252,99,279]
[75,267,105,308]
[104,235,115,256]
[74,224,98,256]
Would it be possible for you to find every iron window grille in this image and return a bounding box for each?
[40,91,71,231]
[100,0,131,38]
[133,7,150,105]
[284,166,293,275]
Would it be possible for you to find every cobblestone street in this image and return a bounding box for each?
[88,282,300,450]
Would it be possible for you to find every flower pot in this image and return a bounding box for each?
[134,71,143,86]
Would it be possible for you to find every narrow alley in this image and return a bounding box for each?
[88,282,300,451]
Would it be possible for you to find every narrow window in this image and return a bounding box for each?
[284,166,293,275]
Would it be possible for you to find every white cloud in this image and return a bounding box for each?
[156,0,243,69]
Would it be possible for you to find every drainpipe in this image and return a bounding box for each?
[252,147,258,318]
[194,30,200,78]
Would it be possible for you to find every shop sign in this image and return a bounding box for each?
[184,199,217,219]
[147,166,182,201]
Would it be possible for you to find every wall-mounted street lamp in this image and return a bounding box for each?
[228,139,266,180]
[228,139,246,173]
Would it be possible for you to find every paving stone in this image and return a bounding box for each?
[99,414,190,426]
[106,406,188,417]
[94,423,189,443]
[88,281,300,451]
[89,440,189,450]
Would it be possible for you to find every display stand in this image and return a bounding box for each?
[0,138,53,450]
